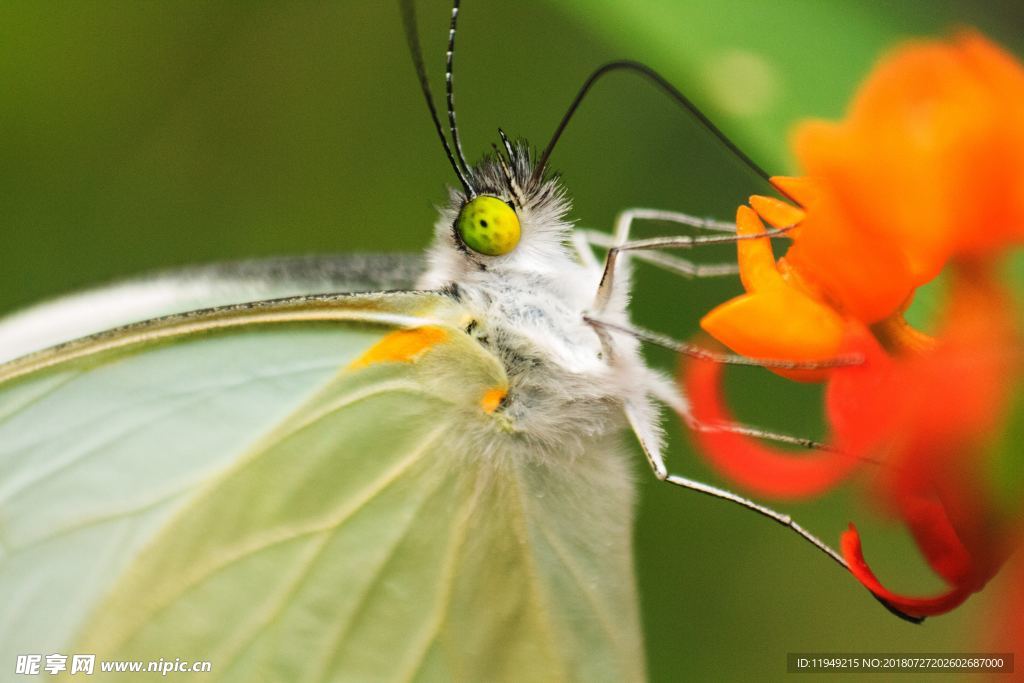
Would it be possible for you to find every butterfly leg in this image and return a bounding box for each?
[570,229,602,271]
[578,229,739,279]
[622,395,845,567]
[585,315,861,373]
[590,208,791,314]
[625,386,921,623]
[609,208,737,241]
[591,315,863,472]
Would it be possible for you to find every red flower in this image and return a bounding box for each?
[828,268,1021,618]
[682,339,861,498]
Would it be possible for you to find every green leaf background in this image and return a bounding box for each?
[2,1,1022,680]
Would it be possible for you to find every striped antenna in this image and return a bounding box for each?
[445,0,473,180]
[399,0,475,196]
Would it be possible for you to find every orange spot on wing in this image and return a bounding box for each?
[480,387,508,414]
[348,326,448,370]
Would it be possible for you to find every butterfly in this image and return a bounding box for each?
[0,1,910,681]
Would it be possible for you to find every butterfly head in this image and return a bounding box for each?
[421,137,573,285]
[401,1,574,283]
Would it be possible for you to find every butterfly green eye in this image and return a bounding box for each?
[456,195,521,256]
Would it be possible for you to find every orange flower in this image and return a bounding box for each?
[702,32,1024,367]
[699,197,849,382]
[795,32,1024,273]
[683,29,1024,618]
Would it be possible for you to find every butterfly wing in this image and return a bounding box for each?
[0,291,644,682]
[0,253,424,364]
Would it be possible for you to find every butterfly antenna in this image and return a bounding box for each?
[531,60,781,198]
[399,0,475,197]
[445,0,473,179]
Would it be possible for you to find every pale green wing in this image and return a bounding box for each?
[0,253,423,364]
[0,291,644,682]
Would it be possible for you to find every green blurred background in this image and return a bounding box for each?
[2,1,1021,680]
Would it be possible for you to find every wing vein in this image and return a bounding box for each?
[396,469,487,683]
[307,429,456,683]
[0,362,370,507]
[93,397,446,654]
[0,371,78,424]
[13,380,430,551]
[5,482,187,555]
[507,465,570,680]
[534,520,627,658]
[214,426,454,678]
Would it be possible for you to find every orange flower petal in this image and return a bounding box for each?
[734,205,784,292]
[783,197,916,323]
[749,194,805,229]
[770,176,820,206]
[954,31,1024,248]
[828,274,1017,619]
[701,286,846,382]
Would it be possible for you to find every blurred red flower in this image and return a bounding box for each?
[829,266,1021,617]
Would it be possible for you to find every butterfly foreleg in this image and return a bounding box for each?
[610,208,737,243]
[589,208,790,314]
[570,229,602,271]
[585,315,861,374]
[578,229,739,280]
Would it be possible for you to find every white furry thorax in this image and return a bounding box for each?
[416,145,658,462]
